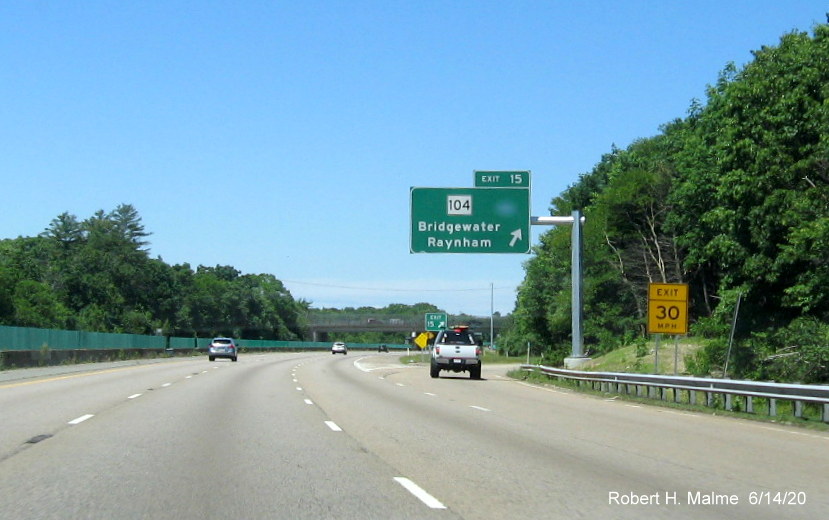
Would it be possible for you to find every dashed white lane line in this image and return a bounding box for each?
[394,477,446,509]
[470,405,491,412]
[67,366,242,427]
[325,421,343,432]
[304,399,314,405]
[424,392,437,397]
[296,387,303,391]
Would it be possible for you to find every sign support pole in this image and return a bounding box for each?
[654,333,661,374]
[571,209,584,361]
[531,210,589,368]
[490,282,495,350]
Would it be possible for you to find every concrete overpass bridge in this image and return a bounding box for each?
[305,314,509,343]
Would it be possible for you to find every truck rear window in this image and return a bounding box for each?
[438,332,475,344]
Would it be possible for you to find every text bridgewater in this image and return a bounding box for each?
[417,220,501,250]
[417,220,502,234]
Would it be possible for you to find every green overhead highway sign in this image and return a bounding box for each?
[410,187,530,254]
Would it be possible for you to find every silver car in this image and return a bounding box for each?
[331,341,347,355]
[208,337,238,362]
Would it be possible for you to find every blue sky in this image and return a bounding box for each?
[2,1,827,316]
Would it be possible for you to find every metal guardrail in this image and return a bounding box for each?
[520,364,829,424]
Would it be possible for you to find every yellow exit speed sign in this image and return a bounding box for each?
[647,283,689,335]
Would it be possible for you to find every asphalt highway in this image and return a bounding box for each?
[1,352,826,519]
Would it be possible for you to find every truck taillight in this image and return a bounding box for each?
[476,347,482,356]
[435,346,440,355]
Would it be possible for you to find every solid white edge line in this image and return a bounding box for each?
[325,421,342,432]
[68,414,94,425]
[516,381,568,394]
[394,477,446,509]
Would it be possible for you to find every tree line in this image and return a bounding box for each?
[0,204,307,340]
[503,23,829,383]
[0,207,460,344]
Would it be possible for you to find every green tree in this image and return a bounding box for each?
[508,23,829,382]
[110,203,151,249]
[670,26,829,329]
[0,205,310,341]
[12,280,70,328]
[0,265,14,324]
[41,212,83,250]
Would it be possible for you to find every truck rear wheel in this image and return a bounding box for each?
[430,361,440,378]
[470,365,482,380]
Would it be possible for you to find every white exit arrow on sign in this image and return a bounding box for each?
[509,229,522,247]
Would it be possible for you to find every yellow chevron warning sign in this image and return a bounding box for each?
[414,332,434,349]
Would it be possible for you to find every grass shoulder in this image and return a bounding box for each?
[578,339,703,374]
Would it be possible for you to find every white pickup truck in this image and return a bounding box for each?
[429,326,482,379]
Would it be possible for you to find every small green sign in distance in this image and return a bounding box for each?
[410,187,530,254]
[474,170,530,188]
[425,312,448,331]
